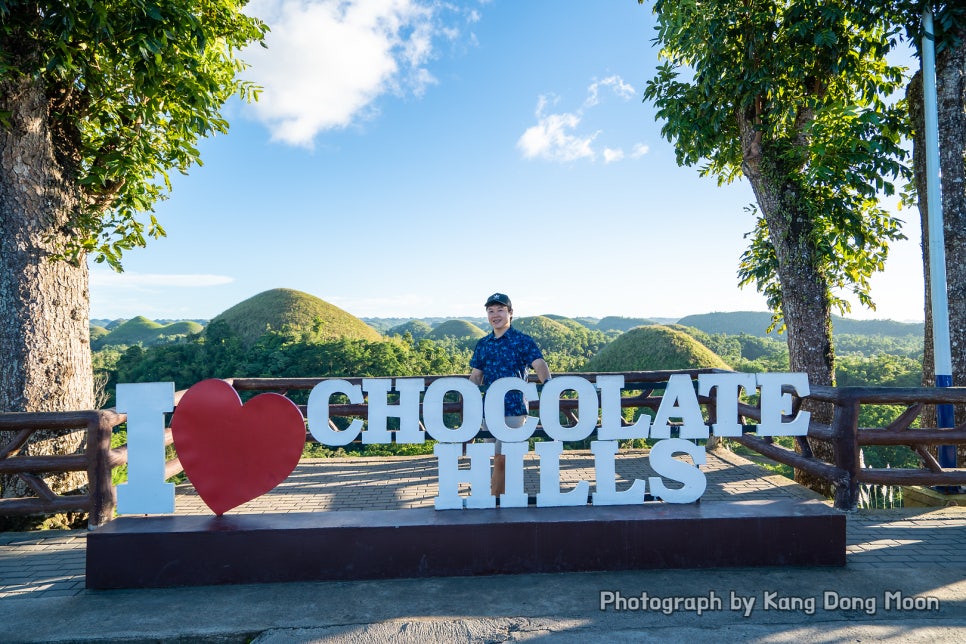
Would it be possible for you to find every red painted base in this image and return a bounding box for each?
[86,500,845,589]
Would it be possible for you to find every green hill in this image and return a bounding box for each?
[91,316,205,349]
[99,316,162,345]
[583,325,729,372]
[90,325,110,344]
[541,314,592,332]
[677,311,924,338]
[161,321,204,337]
[210,288,382,345]
[427,319,486,341]
[387,320,434,340]
[514,316,581,352]
[595,316,654,333]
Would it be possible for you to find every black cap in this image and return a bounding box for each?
[485,293,511,308]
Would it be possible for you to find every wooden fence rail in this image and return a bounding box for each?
[2,369,966,526]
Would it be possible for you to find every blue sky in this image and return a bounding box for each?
[88,0,925,323]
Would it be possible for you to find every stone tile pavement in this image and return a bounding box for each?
[2,448,965,601]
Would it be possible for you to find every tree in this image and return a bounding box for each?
[899,4,966,439]
[640,0,910,493]
[0,1,265,504]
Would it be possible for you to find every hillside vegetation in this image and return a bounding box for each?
[210,288,382,345]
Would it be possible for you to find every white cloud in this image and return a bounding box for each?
[517,96,598,162]
[584,75,635,108]
[631,143,650,158]
[603,148,624,163]
[517,74,638,164]
[90,271,235,289]
[242,0,473,147]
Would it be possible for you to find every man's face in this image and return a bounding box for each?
[486,305,511,332]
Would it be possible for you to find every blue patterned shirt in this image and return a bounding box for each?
[470,326,544,416]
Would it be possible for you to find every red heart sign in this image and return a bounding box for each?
[171,379,306,515]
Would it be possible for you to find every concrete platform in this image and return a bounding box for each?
[86,499,844,589]
[3,449,966,643]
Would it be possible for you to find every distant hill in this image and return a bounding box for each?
[541,314,593,332]
[91,316,204,349]
[677,311,924,337]
[210,288,382,345]
[833,317,924,336]
[427,319,486,341]
[583,325,729,372]
[364,316,487,331]
[387,320,434,340]
[595,316,654,333]
[90,325,110,344]
[515,316,584,352]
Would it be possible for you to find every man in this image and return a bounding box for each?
[469,293,551,496]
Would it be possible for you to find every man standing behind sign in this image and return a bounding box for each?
[469,293,551,497]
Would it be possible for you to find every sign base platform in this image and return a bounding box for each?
[86,500,844,589]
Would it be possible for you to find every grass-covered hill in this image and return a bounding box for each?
[90,325,110,344]
[678,311,924,338]
[386,319,434,340]
[91,316,204,349]
[542,314,591,331]
[210,288,382,346]
[515,316,584,350]
[427,319,487,341]
[514,315,610,371]
[583,324,730,372]
[595,316,655,333]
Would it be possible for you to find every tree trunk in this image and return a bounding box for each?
[0,74,93,506]
[907,71,938,433]
[740,117,836,496]
[909,34,966,462]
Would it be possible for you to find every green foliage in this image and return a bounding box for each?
[835,334,923,359]
[583,325,729,372]
[210,288,383,346]
[641,0,911,322]
[835,353,923,388]
[116,342,207,391]
[879,2,966,58]
[108,323,469,395]
[0,0,267,268]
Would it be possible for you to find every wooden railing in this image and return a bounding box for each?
[2,369,966,526]
[0,409,125,527]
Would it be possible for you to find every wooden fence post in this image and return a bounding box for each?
[832,396,861,511]
[86,411,119,528]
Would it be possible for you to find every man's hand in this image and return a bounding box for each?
[533,358,551,385]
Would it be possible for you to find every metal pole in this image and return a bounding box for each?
[921,8,956,471]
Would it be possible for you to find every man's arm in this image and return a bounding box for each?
[469,368,484,386]
[532,358,551,384]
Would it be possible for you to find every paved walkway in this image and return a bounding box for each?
[2,448,965,642]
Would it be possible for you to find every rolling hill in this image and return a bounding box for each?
[91,316,204,349]
[678,311,924,338]
[209,288,382,345]
[583,325,730,372]
[427,319,487,341]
